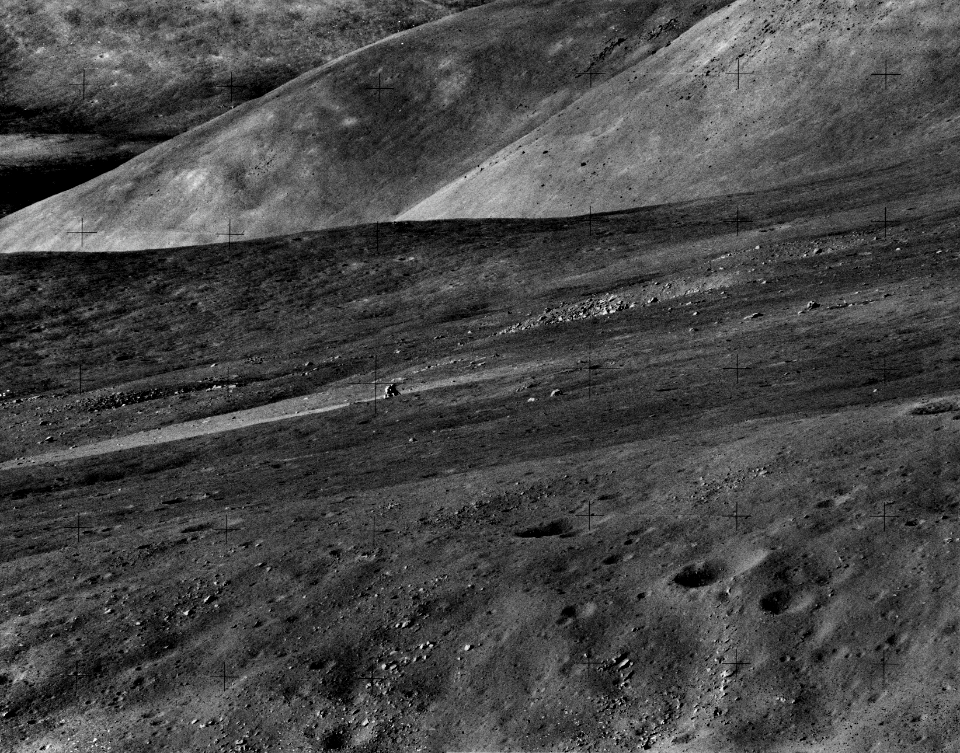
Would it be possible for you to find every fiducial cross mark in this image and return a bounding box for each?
[724,57,756,90]
[872,655,901,688]
[365,511,393,554]
[68,659,91,695]
[215,72,247,104]
[366,73,395,104]
[69,69,91,101]
[721,649,751,677]
[349,355,390,416]
[218,219,245,249]
[552,324,624,400]
[875,207,901,239]
[718,499,752,532]
[218,516,235,555]
[574,648,606,672]
[722,209,754,236]
[67,218,98,248]
[870,60,902,90]
[356,663,390,687]
[721,353,753,386]
[209,662,240,692]
[64,513,94,546]
[869,501,900,532]
[576,499,601,531]
[576,67,607,88]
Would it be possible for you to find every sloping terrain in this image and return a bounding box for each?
[2,155,960,751]
[0,0,732,252]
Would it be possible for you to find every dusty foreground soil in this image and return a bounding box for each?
[2,159,960,751]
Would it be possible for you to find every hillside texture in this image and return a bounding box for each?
[0,0,487,136]
[2,0,957,253]
[0,0,732,252]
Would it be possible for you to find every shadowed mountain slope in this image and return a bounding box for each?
[0,0,731,252]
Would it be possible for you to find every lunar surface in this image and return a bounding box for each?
[2,2,960,753]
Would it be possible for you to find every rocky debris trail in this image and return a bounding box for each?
[81,381,240,412]
[496,267,752,336]
[498,295,634,334]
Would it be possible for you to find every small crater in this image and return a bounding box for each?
[320,727,350,750]
[760,589,792,615]
[602,553,622,565]
[672,561,723,589]
[515,519,573,538]
[557,605,578,625]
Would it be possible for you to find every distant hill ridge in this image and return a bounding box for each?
[2,0,958,253]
